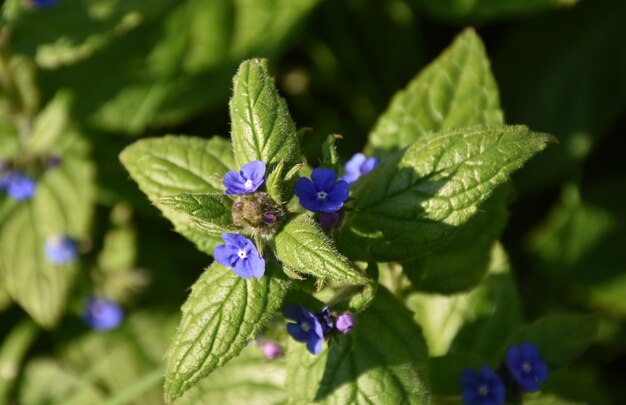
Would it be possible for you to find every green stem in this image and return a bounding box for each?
[0,319,39,405]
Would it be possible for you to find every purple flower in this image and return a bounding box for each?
[44,235,78,264]
[261,342,283,359]
[294,168,349,213]
[0,172,36,201]
[223,161,266,195]
[460,365,506,405]
[318,212,340,229]
[335,313,355,334]
[82,297,124,332]
[342,153,379,184]
[214,233,265,279]
[506,342,549,392]
[283,304,324,355]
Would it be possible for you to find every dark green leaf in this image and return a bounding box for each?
[417,0,579,21]
[164,261,290,401]
[273,214,368,285]
[337,125,553,261]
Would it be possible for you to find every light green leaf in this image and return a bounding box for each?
[229,59,300,171]
[504,314,599,371]
[165,261,290,401]
[367,28,503,156]
[119,135,234,255]
[286,287,430,404]
[403,187,509,294]
[417,0,578,21]
[155,193,233,239]
[274,214,368,285]
[0,320,38,404]
[336,125,553,261]
[26,91,72,154]
[178,347,286,405]
[0,155,95,327]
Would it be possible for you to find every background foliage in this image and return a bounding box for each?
[0,0,625,403]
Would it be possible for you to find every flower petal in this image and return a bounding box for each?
[361,157,379,174]
[223,170,246,195]
[232,258,254,279]
[282,304,304,321]
[344,153,367,175]
[311,168,337,192]
[294,177,316,199]
[306,335,323,355]
[240,160,266,182]
[214,244,240,268]
[248,251,265,278]
[287,323,308,342]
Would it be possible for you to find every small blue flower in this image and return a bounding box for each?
[460,365,506,405]
[0,171,36,201]
[506,342,549,392]
[335,313,355,334]
[31,0,56,8]
[44,235,78,264]
[82,297,124,332]
[223,161,266,195]
[214,233,265,279]
[342,153,379,184]
[283,304,324,355]
[294,168,349,213]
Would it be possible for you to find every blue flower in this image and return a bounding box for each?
[342,153,379,184]
[0,171,36,201]
[31,0,56,8]
[44,235,78,264]
[460,365,506,405]
[294,168,349,213]
[506,342,549,392]
[315,306,336,335]
[283,304,324,355]
[82,297,124,332]
[223,161,266,195]
[335,313,355,334]
[214,233,265,279]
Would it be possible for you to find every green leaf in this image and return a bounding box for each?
[503,314,599,371]
[523,393,586,405]
[286,287,430,404]
[273,214,368,285]
[336,125,553,261]
[26,90,71,154]
[417,0,578,21]
[178,347,286,405]
[165,261,290,401]
[155,193,233,239]
[403,186,509,294]
[321,134,341,171]
[0,320,38,404]
[407,243,521,357]
[119,135,234,255]
[367,28,503,156]
[0,154,95,327]
[230,58,300,171]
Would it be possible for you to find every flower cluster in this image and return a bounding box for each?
[81,296,124,332]
[283,304,355,354]
[460,342,549,405]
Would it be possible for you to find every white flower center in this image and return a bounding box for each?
[300,321,311,332]
[237,249,247,260]
[522,362,532,373]
[244,179,254,191]
[317,191,327,200]
[478,384,489,396]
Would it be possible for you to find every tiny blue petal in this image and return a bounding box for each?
[342,153,379,184]
[45,235,78,264]
[506,342,549,392]
[31,0,56,8]
[82,297,124,332]
[214,233,265,279]
[223,161,266,195]
[294,168,349,213]
[0,172,36,201]
[283,304,325,355]
[460,365,506,405]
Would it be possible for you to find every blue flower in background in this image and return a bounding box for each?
[283,304,324,355]
[31,0,56,8]
[460,365,506,405]
[342,153,379,184]
[0,172,36,201]
[223,160,266,195]
[506,342,549,392]
[214,233,265,279]
[294,168,349,213]
[82,297,124,332]
[44,235,78,264]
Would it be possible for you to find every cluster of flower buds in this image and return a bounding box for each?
[460,342,549,405]
[283,304,355,355]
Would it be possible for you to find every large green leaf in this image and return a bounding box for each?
[273,214,368,285]
[416,0,578,21]
[0,155,95,327]
[119,135,234,255]
[177,347,286,405]
[367,28,502,156]
[286,287,430,404]
[337,125,553,261]
[229,58,300,170]
[165,261,290,401]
